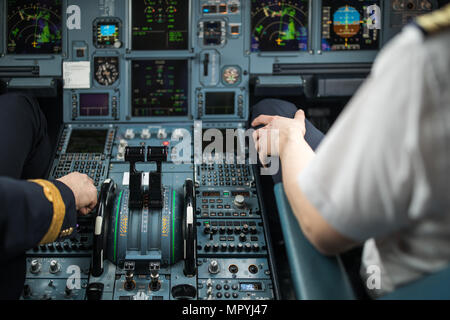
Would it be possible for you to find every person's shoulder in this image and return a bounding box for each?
[415,4,450,38]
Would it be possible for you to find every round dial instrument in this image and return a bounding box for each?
[7,1,62,54]
[94,57,119,86]
[222,67,241,86]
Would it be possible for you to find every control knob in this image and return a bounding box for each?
[49,260,60,274]
[172,128,184,140]
[233,195,245,209]
[239,233,247,242]
[157,128,167,139]
[141,129,151,140]
[30,260,41,274]
[124,129,135,140]
[208,260,220,274]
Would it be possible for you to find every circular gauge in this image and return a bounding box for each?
[94,57,119,86]
[333,6,361,38]
[251,0,309,52]
[222,66,241,86]
[7,1,62,54]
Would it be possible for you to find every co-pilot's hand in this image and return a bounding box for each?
[251,110,306,165]
[58,172,98,215]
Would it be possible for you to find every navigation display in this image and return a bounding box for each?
[251,0,309,52]
[321,0,381,51]
[132,0,189,50]
[7,0,62,54]
[66,130,108,154]
[131,60,189,117]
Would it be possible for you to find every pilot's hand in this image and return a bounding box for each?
[57,172,98,216]
[251,110,306,165]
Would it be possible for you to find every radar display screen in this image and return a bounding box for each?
[7,0,62,54]
[205,92,235,115]
[321,0,381,51]
[66,130,108,154]
[132,0,189,50]
[79,93,109,117]
[251,0,309,52]
[132,60,188,117]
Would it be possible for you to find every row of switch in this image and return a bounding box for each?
[203,242,261,253]
[32,241,92,253]
[122,128,185,140]
[204,224,257,235]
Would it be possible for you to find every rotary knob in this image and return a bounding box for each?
[172,128,184,140]
[208,260,220,274]
[124,129,135,140]
[30,260,41,274]
[157,129,168,139]
[141,129,151,140]
[233,195,245,208]
[49,260,60,274]
[239,233,247,242]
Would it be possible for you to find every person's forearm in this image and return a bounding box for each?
[280,135,315,196]
[279,135,319,246]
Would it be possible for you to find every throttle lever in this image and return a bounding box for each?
[92,179,116,277]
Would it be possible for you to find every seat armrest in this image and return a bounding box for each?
[274,183,356,300]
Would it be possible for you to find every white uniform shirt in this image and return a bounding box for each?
[298,26,450,297]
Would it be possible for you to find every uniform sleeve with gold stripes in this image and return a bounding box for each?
[0,177,77,262]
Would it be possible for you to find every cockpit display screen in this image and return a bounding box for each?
[131,60,189,117]
[321,0,381,51]
[251,0,309,52]
[132,0,189,50]
[66,130,108,154]
[7,0,62,54]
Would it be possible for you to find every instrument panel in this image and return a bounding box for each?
[0,0,441,301]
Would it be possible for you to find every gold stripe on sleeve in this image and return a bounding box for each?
[29,180,66,245]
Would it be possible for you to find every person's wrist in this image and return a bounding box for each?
[280,131,304,160]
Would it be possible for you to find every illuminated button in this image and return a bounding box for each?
[163,141,170,147]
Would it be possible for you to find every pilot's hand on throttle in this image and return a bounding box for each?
[251,110,306,164]
[57,172,98,216]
